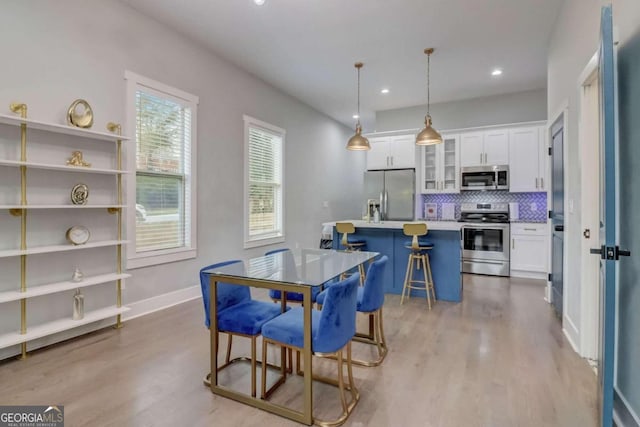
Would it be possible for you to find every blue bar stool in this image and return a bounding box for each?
[336,222,367,285]
[260,274,361,426]
[400,223,436,309]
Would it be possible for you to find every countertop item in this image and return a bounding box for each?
[323,220,462,231]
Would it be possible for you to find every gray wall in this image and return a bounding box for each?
[375,89,547,132]
[547,0,640,420]
[0,0,363,357]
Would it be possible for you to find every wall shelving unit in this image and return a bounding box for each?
[0,103,130,359]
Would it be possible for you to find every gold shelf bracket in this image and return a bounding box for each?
[106,122,122,135]
[9,208,23,216]
[10,103,27,118]
[107,207,121,215]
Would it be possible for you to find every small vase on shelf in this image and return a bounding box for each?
[73,289,84,320]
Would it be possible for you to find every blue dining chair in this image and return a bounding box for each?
[200,260,285,397]
[316,256,389,367]
[265,248,321,304]
[260,273,360,426]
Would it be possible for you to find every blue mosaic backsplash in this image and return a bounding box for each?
[420,192,548,222]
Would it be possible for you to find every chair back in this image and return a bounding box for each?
[403,223,428,250]
[359,255,388,312]
[336,222,356,248]
[199,260,251,328]
[314,273,359,353]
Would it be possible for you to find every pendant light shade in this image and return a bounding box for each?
[347,62,370,151]
[416,48,443,146]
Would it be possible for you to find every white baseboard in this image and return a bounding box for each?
[123,285,201,321]
[510,270,547,280]
[562,322,580,355]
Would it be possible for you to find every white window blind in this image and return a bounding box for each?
[245,118,284,246]
[135,90,192,253]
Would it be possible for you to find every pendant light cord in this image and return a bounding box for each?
[427,52,431,116]
[357,66,361,125]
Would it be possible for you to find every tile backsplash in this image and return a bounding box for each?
[419,192,547,222]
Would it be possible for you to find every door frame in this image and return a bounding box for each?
[546,103,569,326]
[577,50,601,361]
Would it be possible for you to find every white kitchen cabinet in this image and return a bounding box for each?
[509,127,547,192]
[421,134,459,193]
[367,134,416,170]
[510,223,548,279]
[460,130,508,167]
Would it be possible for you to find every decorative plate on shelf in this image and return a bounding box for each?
[70,183,89,205]
[67,99,94,129]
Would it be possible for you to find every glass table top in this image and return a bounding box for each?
[202,248,378,287]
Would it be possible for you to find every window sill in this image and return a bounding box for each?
[127,248,197,269]
[244,235,285,249]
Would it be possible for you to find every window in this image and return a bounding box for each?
[125,71,198,268]
[244,115,285,248]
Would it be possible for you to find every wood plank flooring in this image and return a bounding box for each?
[0,275,598,426]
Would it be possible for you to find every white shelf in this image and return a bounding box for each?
[1,205,125,210]
[0,306,130,349]
[0,240,128,258]
[0,114,129,142]
[0,273,131,304]
[0,159,127,175]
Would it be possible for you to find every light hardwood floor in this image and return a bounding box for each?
[0,275,598,426]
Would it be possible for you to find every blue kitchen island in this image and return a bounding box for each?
[324,220,462,302]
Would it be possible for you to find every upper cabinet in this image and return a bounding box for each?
[460,130,509,167]
[420,134,460,193]
[366,134,416,170]
[509,126,547,192]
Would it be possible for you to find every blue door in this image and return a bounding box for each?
[592,5,624,426]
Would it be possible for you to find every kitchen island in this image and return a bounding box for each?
[323,220,462,302]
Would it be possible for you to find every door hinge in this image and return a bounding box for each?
[590,245,631,260]
[548,273,552,282]
[548,210,552,219]
[548,147,553,156]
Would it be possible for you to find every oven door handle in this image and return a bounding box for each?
[462,224,510,230]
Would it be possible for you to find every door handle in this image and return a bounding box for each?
[590,245,631,260]
[554,225,564,232]
[484,153,488,164]
[384,191,388,219]
[480,153,482,164]
[512,238,515,249]
[391,156,394,166]
[540,177,544,189]
[535,178,539,189]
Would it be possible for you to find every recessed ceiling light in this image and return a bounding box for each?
[353,114,360,119]
[381,88,390,94]
[254,0,265,5]
[491,68,503,77]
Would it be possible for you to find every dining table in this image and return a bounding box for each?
[202,248,379,425]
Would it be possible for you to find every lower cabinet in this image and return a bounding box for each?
[510,223,548,279]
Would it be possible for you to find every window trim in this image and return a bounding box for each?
[125,71,198,269]
[243,115,285,249]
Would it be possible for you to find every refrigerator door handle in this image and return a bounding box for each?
[379,192,384,217]
[384,191,389,220]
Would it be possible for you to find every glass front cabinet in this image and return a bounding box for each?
[420,134,460,193]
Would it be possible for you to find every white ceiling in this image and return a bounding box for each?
[122,0,561,130]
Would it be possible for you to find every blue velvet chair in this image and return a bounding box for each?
[400,223,436,309]
[260,274,361,426]
[316,255,389,367]
[200,260,285,397]
[265,248,321,304]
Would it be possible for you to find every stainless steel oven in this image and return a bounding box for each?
[461,165,509,191]
[460,203,510,276]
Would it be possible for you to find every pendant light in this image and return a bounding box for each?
[416,48,443,146]
[346,62,370,151]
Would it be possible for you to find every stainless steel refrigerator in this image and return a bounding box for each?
[364,169,415,221]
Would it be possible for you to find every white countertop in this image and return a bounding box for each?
[322,220,462,231]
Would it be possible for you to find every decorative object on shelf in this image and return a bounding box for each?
[66,99,94,129]
[66,225,90,246]
[67,151,91,168]
[70,183,89,205]
[73,289,84,320]
[71,267,84,282]
[416,48,443,146]
[66,151,91,168]
[346,62,370,151]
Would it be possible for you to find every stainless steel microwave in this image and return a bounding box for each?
[460,165,509,191]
